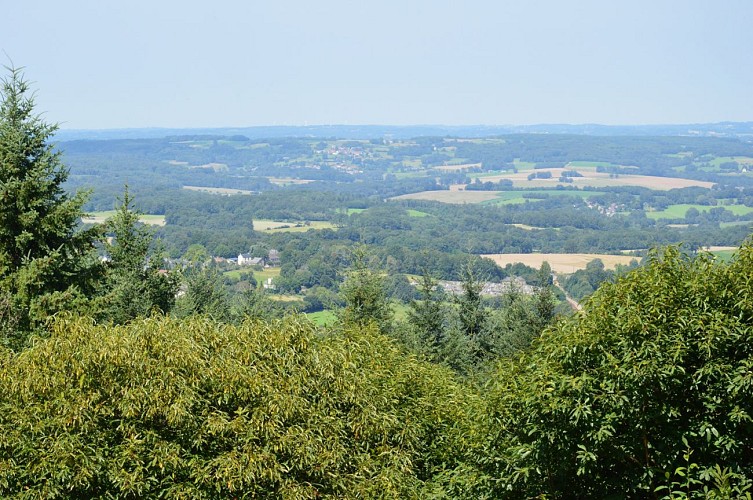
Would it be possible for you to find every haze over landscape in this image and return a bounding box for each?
[3,0,752,129]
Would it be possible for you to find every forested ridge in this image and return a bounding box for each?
[3,69,753,498]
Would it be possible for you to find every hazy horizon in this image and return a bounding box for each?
[3,0,752,129]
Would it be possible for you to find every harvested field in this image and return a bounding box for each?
[83,211,166,226]
[254,219,336,233]
[392,190,502,203]
[482,253,639,274]
[468,168,714,190]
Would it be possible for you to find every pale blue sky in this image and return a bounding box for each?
[3,0,752,129]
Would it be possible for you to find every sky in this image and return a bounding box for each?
[2,0,752,129]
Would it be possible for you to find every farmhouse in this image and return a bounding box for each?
[238,253,264,267]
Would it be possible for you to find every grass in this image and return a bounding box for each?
[708,249,737,261]
[646,204,753,220]
[224,267,280,284]
[512,159,536,171]
[306,310,337,326]
[254,219,336,233]
[406,209,431,217]
[481,253,640,274]
[83,211,166,226]
[482,190,605,206]
[707,156,753,167]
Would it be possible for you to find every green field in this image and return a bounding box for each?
[306,310,337,326]
[707,156,753,167]
[224,267,280,284]
[406,209,430,217]
[83,211,166,226]
[646,204,753,220]
[481,190,606,206]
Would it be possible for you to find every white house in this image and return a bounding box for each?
[238,253,264,266]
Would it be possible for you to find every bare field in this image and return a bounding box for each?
[183,186,254,195]
[481,253,639,274]
[469,168,714,190]
[392,190,502,203]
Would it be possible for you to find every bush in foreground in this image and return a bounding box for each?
[0,316,475,498]
[464,243,753,498]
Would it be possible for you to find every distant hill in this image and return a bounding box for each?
[54,122,753,142]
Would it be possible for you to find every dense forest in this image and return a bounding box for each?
[3,68,753,497]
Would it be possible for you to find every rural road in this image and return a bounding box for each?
[552,274,582,311]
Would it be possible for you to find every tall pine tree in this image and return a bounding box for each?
[0,66,100,347]
[97,187,178,324]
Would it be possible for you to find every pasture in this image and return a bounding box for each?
[482,253,640,274]
[83,211,166,226]
[646,204,753,220]
[708,156,753,167]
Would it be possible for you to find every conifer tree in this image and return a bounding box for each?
[408,271,446,356]
[339,246,392,333]
[97,186,178,323]
[0,66,100,347]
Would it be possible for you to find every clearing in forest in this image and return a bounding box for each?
[254,220,336,232]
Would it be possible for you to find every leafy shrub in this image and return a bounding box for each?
[0,315,475,498]
[465,242,753,498]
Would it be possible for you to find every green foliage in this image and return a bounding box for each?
[468,241,753,498]
[230,286,281,322]
[0,315,476,497]
[174,264,230,322]
[96,187,179,324]
[0,67,100,347]
[455,261,486,346]
[407,272,447,359]
[338,246,393,333]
